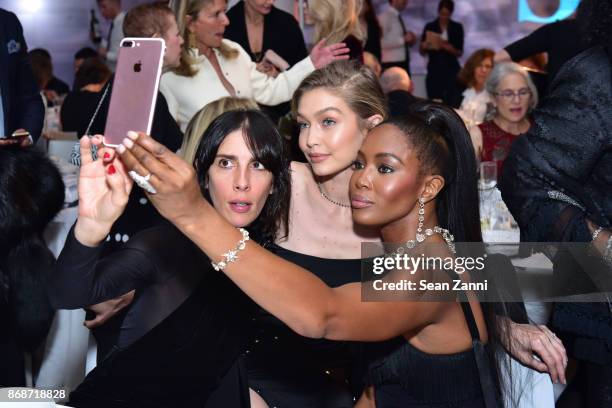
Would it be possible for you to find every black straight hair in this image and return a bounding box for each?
[381,101,482,244]
[193,110,291,246]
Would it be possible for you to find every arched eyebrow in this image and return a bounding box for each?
[215,154,238,160]
[297,106,343,119]
[375,152,403,164]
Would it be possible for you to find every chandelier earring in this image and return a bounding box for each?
[416,196,426,243]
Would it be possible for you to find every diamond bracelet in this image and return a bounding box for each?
[211,228,250,271]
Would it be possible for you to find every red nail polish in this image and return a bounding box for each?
[103,152,110,159]
[107,165,116,175]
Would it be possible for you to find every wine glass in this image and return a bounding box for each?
[478,161,497,190]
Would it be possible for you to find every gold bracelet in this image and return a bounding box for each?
[211,228,250,271]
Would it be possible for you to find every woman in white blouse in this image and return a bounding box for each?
[162,0,349,130]
[456,48,494,125]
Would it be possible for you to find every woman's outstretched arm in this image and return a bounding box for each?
[117,132,442,342]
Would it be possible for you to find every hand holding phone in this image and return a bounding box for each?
[0,129,32,147]
[263,49,290,71]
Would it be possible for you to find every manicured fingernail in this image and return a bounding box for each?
[122,138,134,149]
[103,152,110,159]
[127,131,139,140]
[116,144,126,154]
[107,165,116,175]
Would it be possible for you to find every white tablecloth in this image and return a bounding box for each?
[36,159,91,398]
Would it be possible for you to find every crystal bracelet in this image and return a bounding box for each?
[211,228,250,271]
[592,226,604,241]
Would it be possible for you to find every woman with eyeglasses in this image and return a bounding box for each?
[469,62,538,176]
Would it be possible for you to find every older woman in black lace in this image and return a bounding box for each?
[500,0,612,406]
[48,110,291,407]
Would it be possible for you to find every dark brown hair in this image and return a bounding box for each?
[457,48,494,87]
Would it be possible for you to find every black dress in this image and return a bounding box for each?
[363,19,382,61]
[364,301,490,407]
[244,244,363,407]
[48,223,254,407]
[225,1,308,123]
[420,19,464,103]
[344,35,365,64]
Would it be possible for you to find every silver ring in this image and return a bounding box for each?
[129,170,157,194]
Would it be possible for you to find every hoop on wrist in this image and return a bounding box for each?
[211,228,250,271]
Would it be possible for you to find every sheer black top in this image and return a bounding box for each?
[48,222,255,407]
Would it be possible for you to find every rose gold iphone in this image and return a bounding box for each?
[103,37,165,147]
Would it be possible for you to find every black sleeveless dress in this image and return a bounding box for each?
[244,244,364,407]
[364,301,496,407]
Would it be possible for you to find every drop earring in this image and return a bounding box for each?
[416,196,426,243]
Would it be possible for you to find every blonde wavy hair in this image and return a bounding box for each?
[309,0,364,45]
[180,97,259,164]
[169,0,239,77]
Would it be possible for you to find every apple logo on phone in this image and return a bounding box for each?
[133,60,142,73]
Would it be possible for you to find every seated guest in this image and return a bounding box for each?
[363,51,382,77]
[161,0,348,131]
[73,47,99,74]
[469,62,538,176]
[29,48,70,103]
[308,0,364,63]
[27,50,52,100]
[380,66,417,117]
[48,110,290,407]
[60,57,112,137]
[0,147,64,386]
[451,48,494,124]
[180,97,258,163]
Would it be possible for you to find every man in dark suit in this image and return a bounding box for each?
[0,8,44,146]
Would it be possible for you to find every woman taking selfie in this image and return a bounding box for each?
[117,101,510,407]
[48,109,291,407]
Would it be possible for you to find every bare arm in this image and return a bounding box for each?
[494,49,511,63]
[117,132,441,341]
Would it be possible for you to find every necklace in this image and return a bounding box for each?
[393,226,456,255]
[317,182,351,208]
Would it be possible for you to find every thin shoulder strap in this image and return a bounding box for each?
[459,292,501,408]
[459,296,481,342]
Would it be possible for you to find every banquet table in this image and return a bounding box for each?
[36,158,92,399]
